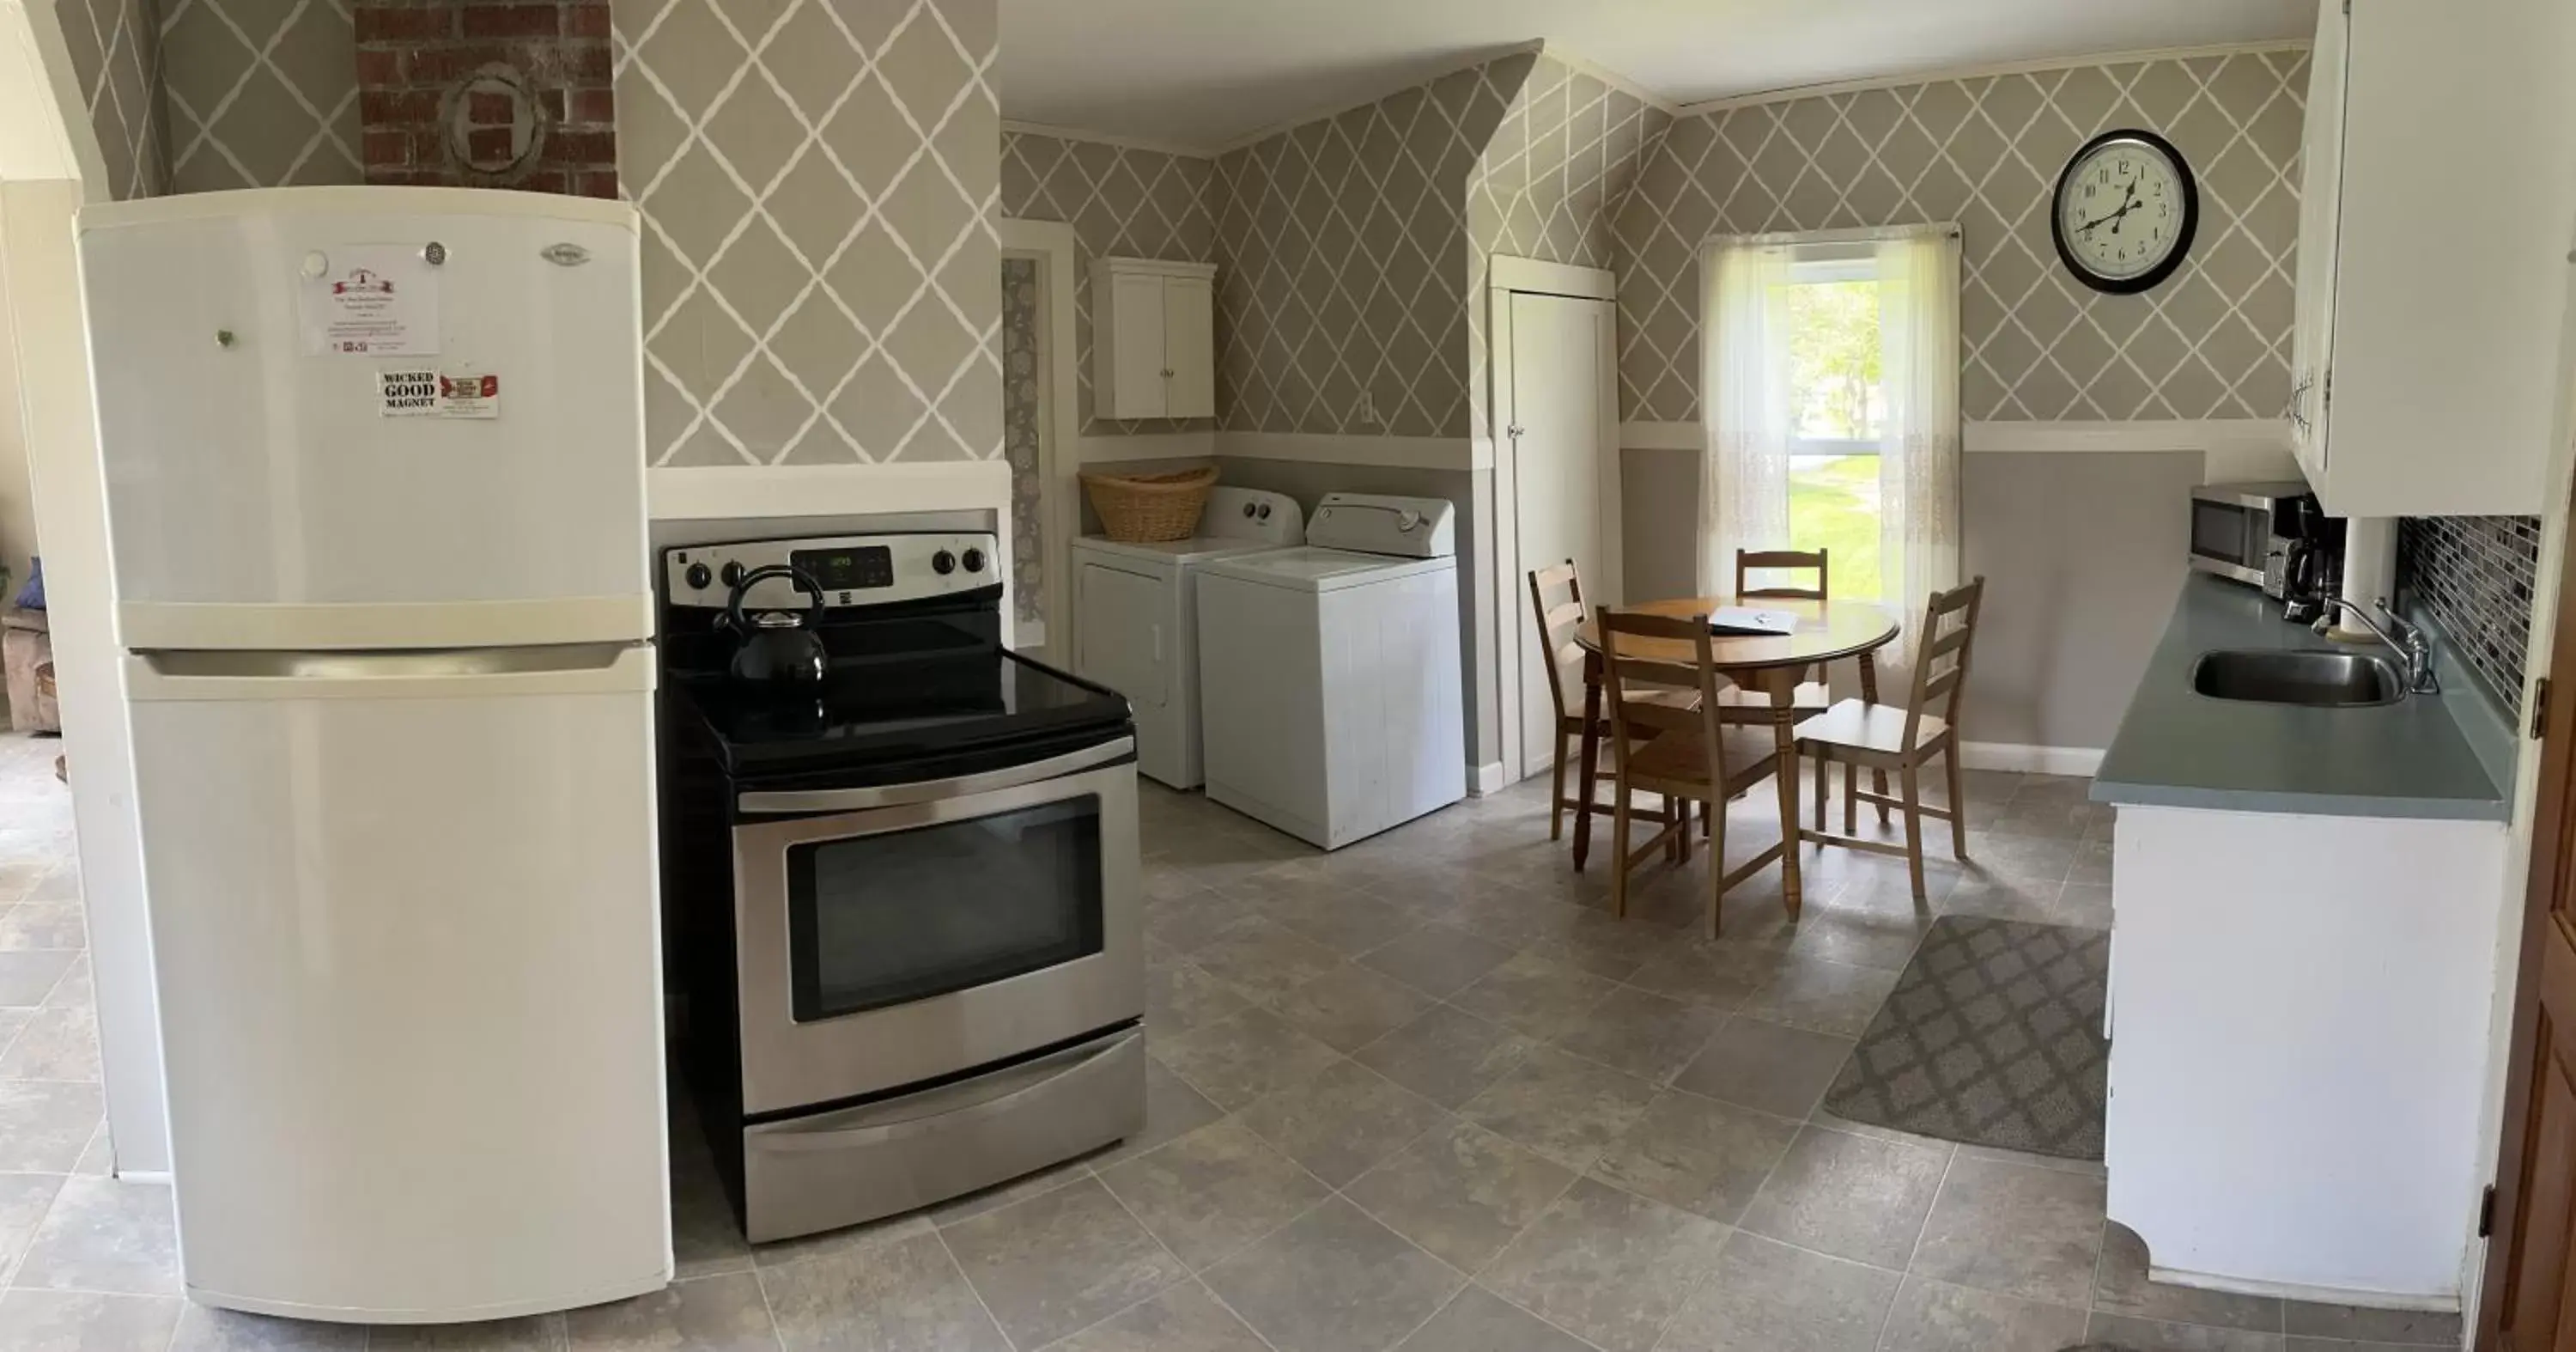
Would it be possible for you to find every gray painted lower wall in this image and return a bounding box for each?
[1619,446,2201,752]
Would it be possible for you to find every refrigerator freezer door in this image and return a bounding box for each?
[125,643,669,1321]
[79,189,650,650]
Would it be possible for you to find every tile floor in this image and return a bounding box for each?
[0,733,2469,1351]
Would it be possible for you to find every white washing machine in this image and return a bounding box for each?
[1069,486,1305,789]
[1195,493,1466,850]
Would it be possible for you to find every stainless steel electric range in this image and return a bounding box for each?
[656,532,1143,1243]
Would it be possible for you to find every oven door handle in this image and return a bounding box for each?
[736,736,1135,815]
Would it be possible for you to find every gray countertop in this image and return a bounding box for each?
[2088,574,2509,821]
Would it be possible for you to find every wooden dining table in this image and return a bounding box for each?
[1572,594,1902,915]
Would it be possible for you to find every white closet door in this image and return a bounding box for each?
[1161,274,1215,417]
[1507,291,1616,780]
[1108,272,1168,417]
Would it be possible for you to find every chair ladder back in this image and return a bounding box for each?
[1527,562,1588,723]
[1902,576,1987,747]
[1595,606,1730,788]
[1736,548,1829,601]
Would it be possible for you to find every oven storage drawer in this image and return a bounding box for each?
[740,1026,1145,1242]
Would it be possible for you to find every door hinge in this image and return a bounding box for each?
[2479,1184,2498,1237]
[2534,677,2551,740]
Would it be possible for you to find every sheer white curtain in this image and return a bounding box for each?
[1874,230,1962,669]
[1698,240,1794,594]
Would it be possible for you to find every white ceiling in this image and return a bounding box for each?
[997,0,2312,152]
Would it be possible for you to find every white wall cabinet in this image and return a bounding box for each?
[2287,0,2576,517]
[1092,258,1216,420]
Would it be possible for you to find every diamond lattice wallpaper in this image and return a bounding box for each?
[157,0,362,192]
[58,0,168,200]
[1467,52,1668,441]
[1212,59,1519,438]
[999,129,1215,437]
[613,0,1001,466]
[1613,50,2307,424]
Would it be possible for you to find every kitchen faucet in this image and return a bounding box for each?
[2312,597,2440,695]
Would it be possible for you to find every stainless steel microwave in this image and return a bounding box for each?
[2190,482,2321,589]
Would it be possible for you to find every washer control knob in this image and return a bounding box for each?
[933,550,957,576]
[684,563,713,591]
[719,561,745,588]
[962,547,987,574]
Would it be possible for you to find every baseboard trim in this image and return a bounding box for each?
[112,1168,173,1184]
[1470,760,1510,796]
[1959,741,2105,776]
[2143,1263,2458,1314]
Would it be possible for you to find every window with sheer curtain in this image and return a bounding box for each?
[1700,226,1961,666]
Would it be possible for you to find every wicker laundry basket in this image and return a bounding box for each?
[1080,466,1219,543]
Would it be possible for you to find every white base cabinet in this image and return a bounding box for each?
[2287,0,2576,516]
[2105,805,2508,1307]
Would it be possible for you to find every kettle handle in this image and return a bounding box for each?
[726,564,826,633]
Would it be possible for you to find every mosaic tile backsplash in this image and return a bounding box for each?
[2400,515,2542,716]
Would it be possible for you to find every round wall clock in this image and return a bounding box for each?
[2050,129,2198,295]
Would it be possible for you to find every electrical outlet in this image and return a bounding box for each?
[1358,391,1380,426]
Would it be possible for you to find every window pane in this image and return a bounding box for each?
[1787,454,1882,600]
[1781,279,1885,443]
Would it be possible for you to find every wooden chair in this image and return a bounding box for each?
[1596,606,1789,936]
[1794,576,1986,902]
[1715,548,1833,726]
[1527,562,1692,846]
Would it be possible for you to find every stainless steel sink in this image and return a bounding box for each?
[2190,649,2406,707]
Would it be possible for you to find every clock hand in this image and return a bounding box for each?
[2076,180,2141,234]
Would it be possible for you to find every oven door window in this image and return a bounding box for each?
[785,795,1104,1021]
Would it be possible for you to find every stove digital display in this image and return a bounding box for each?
[791,545,895,592]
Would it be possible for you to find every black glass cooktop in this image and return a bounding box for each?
[666,618,1132,781]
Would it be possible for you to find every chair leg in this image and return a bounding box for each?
[1810,753,1827,831]
[1842,760,1856,835]
[1900,762,1928,903]
[1942,744,1970,860]
[1676,796,1695,865]
[1702,798,1712,838]
[1611,783,1634,919]
[1549,730,1569,841]
[1707,792,1729,940]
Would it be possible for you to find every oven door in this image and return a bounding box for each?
[730,737,1141,1117]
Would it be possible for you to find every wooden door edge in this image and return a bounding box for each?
[2477,490,2576,1349]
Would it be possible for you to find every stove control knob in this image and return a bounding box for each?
[720,561,746,589]
[684,562,713,591]
[962,547,987,574]
[933,550,957,576]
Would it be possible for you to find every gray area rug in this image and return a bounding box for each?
[1822,914,2109,1160]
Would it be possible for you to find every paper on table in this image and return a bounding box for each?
[1708,606,1797,636]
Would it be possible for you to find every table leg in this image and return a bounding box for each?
[1856,650,1891,826]
[1572,655,1604,872]
[1769,674,1804,919]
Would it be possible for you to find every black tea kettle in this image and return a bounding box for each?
[725,564,828,688]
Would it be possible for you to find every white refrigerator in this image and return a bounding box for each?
[76,187,669,1323]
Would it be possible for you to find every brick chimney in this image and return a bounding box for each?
[355,2,617,197]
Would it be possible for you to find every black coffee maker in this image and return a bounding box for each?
[2269,496,2344,625]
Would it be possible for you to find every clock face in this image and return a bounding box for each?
[2052,131,2197,294]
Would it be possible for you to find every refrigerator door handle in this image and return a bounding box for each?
[125,642,654,701]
